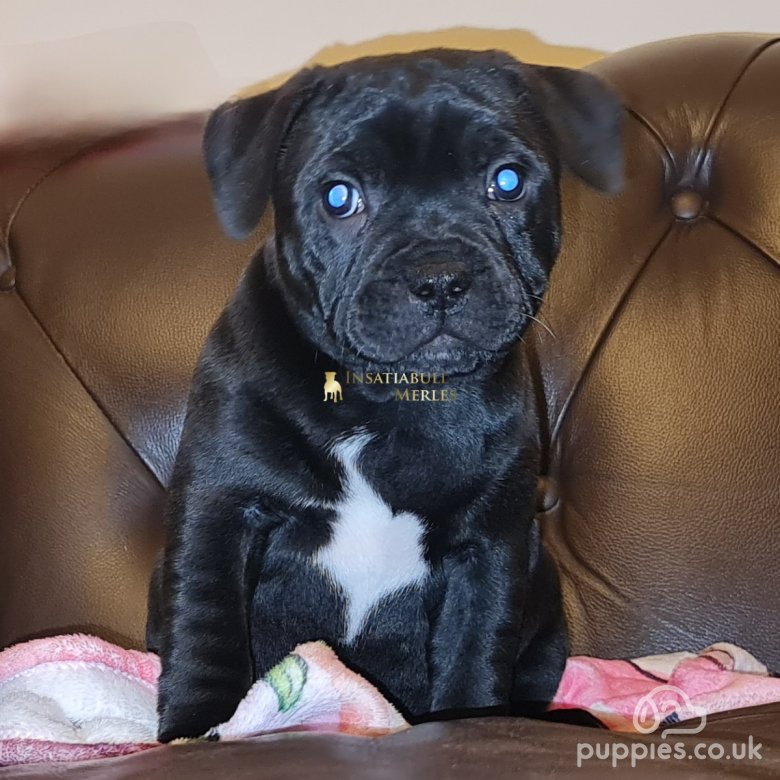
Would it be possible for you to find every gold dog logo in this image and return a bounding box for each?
[323,371,343,403]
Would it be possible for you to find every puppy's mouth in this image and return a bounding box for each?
[341,325,520,377]
[404,332,494,376]
[413,328,499,359]
[415,331,466,356]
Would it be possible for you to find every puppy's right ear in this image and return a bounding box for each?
[203,70,321,239]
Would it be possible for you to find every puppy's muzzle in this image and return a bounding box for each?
[406,256,473,314]
[341,238,525,368]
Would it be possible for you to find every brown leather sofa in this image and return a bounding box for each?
[1,32,779,779]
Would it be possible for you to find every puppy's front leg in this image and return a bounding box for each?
[428,535,526,716]
[156,492,255,742]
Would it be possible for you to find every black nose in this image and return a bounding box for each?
[408,261,473,310]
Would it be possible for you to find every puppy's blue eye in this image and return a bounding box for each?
[488,165,525,202]
[323,182,364,218]
[497,168,520,192]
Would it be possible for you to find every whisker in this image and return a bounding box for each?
[527,313,556,339]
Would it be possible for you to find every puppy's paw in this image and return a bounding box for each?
[157,700,237,743]
[168,729,220,746]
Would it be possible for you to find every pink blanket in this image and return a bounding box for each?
[1,635,778,767]
[549,642,780,733]
[0,636,405,766]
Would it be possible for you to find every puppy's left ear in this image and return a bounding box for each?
[528,65,624,194]
[203,70,321,239]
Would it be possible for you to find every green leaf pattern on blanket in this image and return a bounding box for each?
[265,654,308,712]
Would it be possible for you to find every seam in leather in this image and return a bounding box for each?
[556,502,635,609]
[526,336,553,476]
[547,105,679,446]
[10,285,165,491]
[550,219,674,446]
[3,120,204,493]
[693,37,780,177]
[556,550,628,614]
[557,542,721,651]
[706,214,780,272]
[625,106,674,168]
[3,149,88,249]
[3,117,204,246]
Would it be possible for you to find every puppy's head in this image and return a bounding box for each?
[204,50,622,375]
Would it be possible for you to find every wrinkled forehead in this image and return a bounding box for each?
[289,63,549,180]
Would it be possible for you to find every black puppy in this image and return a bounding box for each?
[147,48,622,742]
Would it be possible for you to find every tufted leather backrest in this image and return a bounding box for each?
[1,34,778,665]
[0,126,253,647]
[534,34,780,667]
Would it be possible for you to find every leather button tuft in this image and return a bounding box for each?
[535,476,559,513]
[670,189,705,220]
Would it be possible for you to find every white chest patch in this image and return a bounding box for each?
[313,432,429,644]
